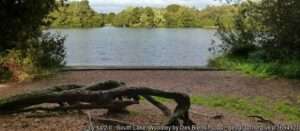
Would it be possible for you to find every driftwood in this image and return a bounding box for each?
[0,80,195,126]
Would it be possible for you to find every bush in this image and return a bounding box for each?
[0,33,66,81]
[213,0,300,78]
[216,2,259,57]
[32,33,66,69]
[0,66,12,83]
[0,0,65,82]
[48,1,105,28]
[216,0,300,60]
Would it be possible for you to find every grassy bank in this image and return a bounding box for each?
[153,95,300,122]
[191,96,300,122]
[209,56,300,79]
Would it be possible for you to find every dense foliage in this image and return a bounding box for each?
[0,0,56,52]
[49,0,104,28]
[0,0,66,81]
[110,5,237,28]
[213,0,300,78]
[48,2,236,28]
[197,5,237,28]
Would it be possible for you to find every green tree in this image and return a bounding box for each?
[257,0,300,59]
[179,8,197,27]
[48,0,104,28]
[166,4,181,12]
[104,13,116,25]
[129,7,143,27]
[0,0,56,52]
[197,5,237,28]
[140,7,155,27]
[110,4,236,28]
[153,9,166,27]
[164,4,182,27]
[217,0,300,60]
[0,0,66,81]
[112,9,131,27]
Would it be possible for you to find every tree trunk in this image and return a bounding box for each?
[0,80,195,126]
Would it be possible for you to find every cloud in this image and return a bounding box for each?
[87,0,221,13]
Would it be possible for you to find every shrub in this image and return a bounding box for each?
[33,32,66,69]
[0,66,12,83]
[216,0,300,60]
[213,0,300,78]
[1,33,66,81]
[0,0,65,82]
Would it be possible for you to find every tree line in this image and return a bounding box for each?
[48,0,104,28]
[48,1,237,28]
[110,4,236,28]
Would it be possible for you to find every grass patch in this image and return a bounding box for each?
[275,101,300,121]
[146,95,300,122]
[209,56,300,79]
[192,96,300,122]
[190,96,274,118]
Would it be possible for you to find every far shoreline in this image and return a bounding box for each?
[46,25,218,30]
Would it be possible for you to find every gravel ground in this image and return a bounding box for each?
[0,70,299,131]
[0,102,267,131]
[1,70,300,99]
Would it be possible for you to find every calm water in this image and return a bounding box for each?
[49,27,220,67]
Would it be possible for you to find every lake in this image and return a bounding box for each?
[49,27,220,67]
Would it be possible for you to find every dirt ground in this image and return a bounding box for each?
[0,70,299,131]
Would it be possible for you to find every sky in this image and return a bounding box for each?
[81,0,223,13]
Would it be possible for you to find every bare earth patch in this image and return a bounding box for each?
[0,70,299,130]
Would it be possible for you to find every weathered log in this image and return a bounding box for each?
[0,81,195,126]
[12,101,138,114]
[143,95,171,116]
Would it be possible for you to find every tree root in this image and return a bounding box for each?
[248,115,275,125]
[0,80,195,126]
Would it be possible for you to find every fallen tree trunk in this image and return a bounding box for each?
[0,80,195,126]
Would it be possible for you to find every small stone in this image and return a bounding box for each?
[34,119,41,123]
[2,123,9,128]
[21,123,29,128]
